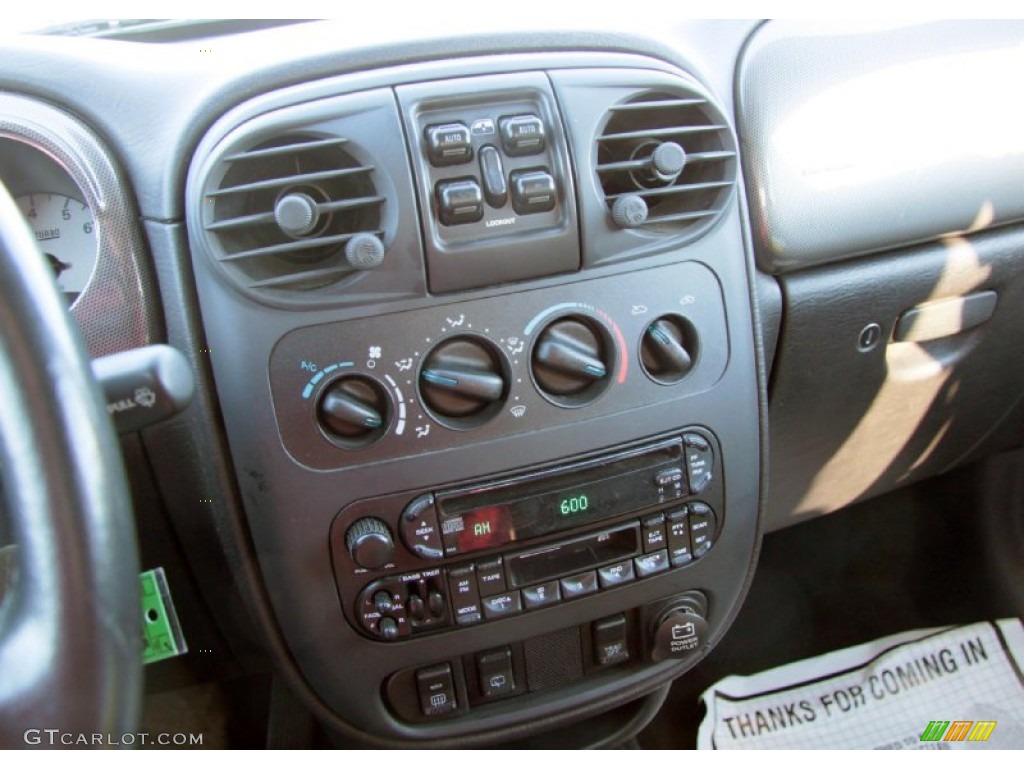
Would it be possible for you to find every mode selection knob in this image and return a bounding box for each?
[531,316,612,407]
[346,518,395,570]
[640,316,698,384]
[317,375,390,448]
[418,336,508,428]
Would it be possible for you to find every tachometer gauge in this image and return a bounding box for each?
[15,192,98,302]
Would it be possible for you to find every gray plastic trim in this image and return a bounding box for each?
[739,20,1024,274]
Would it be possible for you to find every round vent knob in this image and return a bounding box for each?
[318,375,390,447]
[531,317,612,407]
[650,141,687,183]
[274,192,320,237]
[418,337,507,428]
[596,88,736,239]
[344,232,385,270]
[611,194,649,229]
[640,315,698,384]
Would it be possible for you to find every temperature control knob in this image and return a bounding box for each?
[346,518,395,570]
[318,375,390,447]
[419,337,507,428]
[640,316,698,384]
[532,316,612,406]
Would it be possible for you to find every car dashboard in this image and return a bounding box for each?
[1,18,1023,748]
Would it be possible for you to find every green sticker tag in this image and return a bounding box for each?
[141,567,188,664]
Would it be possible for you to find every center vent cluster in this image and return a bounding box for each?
[597,89,737,238]
[203,133,384,293]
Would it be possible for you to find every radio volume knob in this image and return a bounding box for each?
[346,518,395,570]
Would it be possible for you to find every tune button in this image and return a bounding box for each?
[684,434,714,494]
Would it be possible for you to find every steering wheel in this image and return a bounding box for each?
[0,180,141,746]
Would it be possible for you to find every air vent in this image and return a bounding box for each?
[203,133,385,293]
[596,89,736,238]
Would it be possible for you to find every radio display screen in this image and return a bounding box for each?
[436,437,684,555]
[453,505,515,552]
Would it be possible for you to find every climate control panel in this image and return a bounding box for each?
[269,260,727,470]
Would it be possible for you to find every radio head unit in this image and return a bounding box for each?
[434,436,687,556]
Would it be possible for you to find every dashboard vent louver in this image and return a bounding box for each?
[596,89,736,237]
[203,133,385,292]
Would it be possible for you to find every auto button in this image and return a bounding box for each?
[425,122,472,166]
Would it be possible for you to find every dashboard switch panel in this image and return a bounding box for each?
[398,73,579,292]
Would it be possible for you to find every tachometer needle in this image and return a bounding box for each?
[44,253,71,278]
